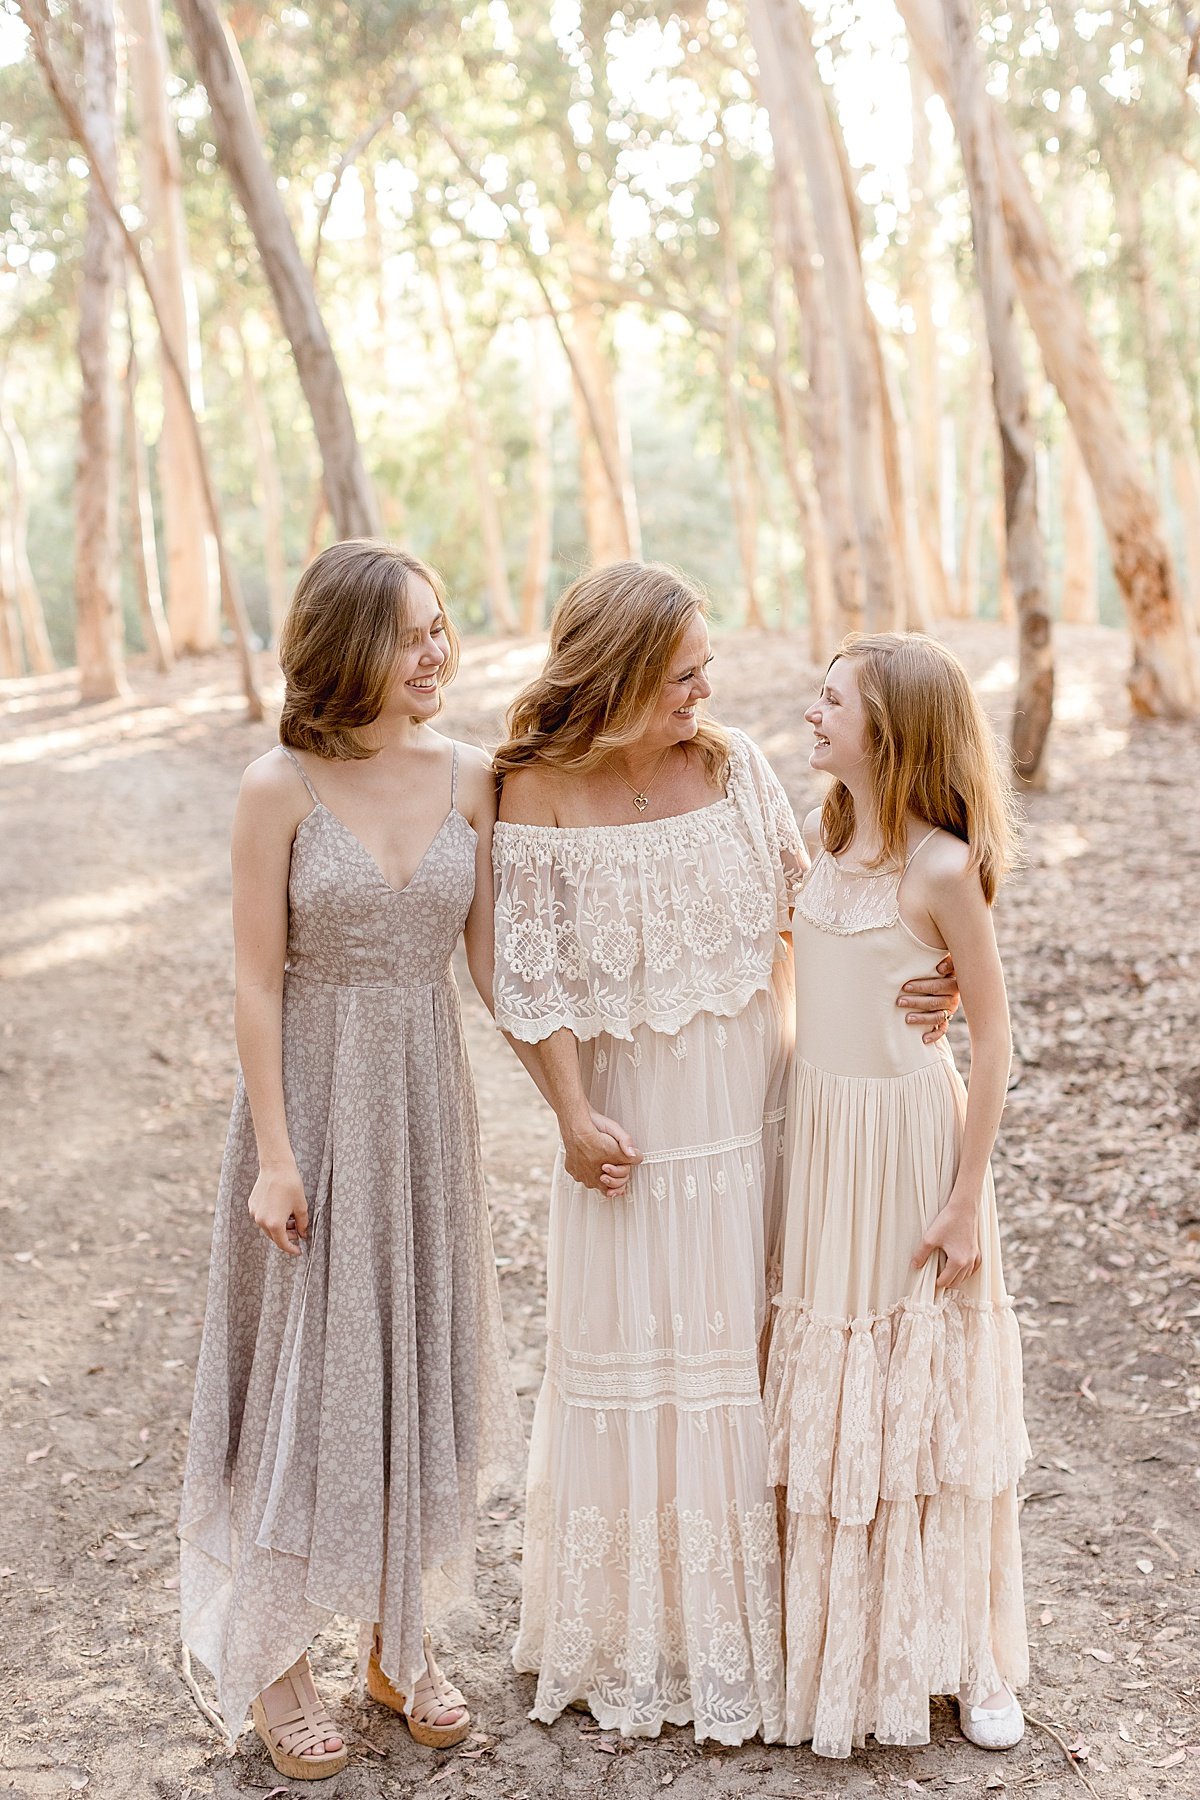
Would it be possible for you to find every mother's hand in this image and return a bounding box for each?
[563,1111,642,1197]
[897,956,961,1044]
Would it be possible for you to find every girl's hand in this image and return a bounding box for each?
[248,1161,309,1255]
[898,956,960,1043]
[564,1112,641,1197]
[912,1191,980,1290]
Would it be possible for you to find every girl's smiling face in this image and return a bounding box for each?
[382,575,450,722]
[805,656,870,780]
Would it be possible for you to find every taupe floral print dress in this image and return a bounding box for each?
[179,745,520,1738]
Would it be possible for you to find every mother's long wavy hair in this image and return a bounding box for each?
[493,561,728,783]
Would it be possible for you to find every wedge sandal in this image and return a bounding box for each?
[250,1654,348,1780]
[367,1626,472,1749]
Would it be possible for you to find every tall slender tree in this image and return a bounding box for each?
[896,0,1198,718]
[174,0,381,540]
[124,0,216,652]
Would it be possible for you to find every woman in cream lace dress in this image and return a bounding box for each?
[493,564,798,1744]
[491,565,958,1743]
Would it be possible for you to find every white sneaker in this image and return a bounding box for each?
[957,1686,1025,1750]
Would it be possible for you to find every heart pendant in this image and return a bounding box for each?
[633,793,649,812]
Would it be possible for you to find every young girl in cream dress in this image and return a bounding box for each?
[766,633,1029,1759]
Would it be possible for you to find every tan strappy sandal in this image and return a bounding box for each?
[250,1654,349,1780]
[367,1626,472,1749]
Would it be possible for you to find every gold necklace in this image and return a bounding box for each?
[609,746,673,813]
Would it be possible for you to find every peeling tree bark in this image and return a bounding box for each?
[906,57,953,619]
[564,257,641,567]
[175,0,381,540]
[897,0,1198,718]
[940,0,1052,784]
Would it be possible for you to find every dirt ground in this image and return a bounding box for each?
[2,623,1198,1800]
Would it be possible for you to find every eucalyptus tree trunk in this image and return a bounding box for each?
[76,0,126,701]
[766,220,835,661]
[1060,425,1098,625]
[940,0,1052,783]
[0,381,55,673]
[125,0,216,652]
[906,58,953,619]
[749,0,906,630]
[763,135,863,634]
[175,0,380,540]
[714,149,764,629]
[565,265,640,565]
[519,314,554,635]
[122,338,174,672]
[897,0,1198,718]
[430,259,516,633]
[232,318,288,642]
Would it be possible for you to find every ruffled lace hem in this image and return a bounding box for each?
[765,1295,1030,1755]
[765,1294,1029,1514]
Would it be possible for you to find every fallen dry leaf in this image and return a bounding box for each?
[1135,1556,1154,1573]
[1149,1749,1186,1769]
[1084,1646,1114,1662]
[25,1444,51,1464]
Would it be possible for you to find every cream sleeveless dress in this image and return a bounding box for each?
[493,729,801,1745]
[765,833,1029,1758]
[179,744,520,1738]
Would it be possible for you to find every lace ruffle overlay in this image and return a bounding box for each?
[493,729,803,1044]
[765,1294,1029,1757]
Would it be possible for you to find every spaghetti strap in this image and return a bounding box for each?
[903,826,939,870]
[450,744,459,809]
[279,745,321,806]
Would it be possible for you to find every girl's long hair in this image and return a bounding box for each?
[278,540,458,760]
[493,561,728,782]
[820,632,1019,903]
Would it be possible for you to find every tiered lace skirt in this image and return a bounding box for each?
[513,983,790,1744]
[765,1055,1030,1758]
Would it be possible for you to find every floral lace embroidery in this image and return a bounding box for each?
[795,850,903,935]
[514,1492,785,1745]
[494,731,802,1043]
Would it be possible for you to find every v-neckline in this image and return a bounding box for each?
[305,802,471,897]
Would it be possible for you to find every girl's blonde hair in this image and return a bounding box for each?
[493,561,728,782]
[278,539,458,760]
[820,632,1018,903]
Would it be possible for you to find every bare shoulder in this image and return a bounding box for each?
[449,740,497,813]
[914,828,982,900]
[801,806,824,857]
[498,761,560,826]
[239,746,311,817]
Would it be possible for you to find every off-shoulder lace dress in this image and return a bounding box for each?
[493,728,802,1745]
[765,835,1029,1757]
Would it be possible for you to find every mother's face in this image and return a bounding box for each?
[646,612,713,749]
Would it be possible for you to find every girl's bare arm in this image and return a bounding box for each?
[231,754,310,1254]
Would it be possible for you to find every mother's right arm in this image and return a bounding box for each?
[498,765,640,1198]
[231,753,311,1255]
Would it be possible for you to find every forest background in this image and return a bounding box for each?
[2,2,1200,1797]
[1,0,1199,774]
